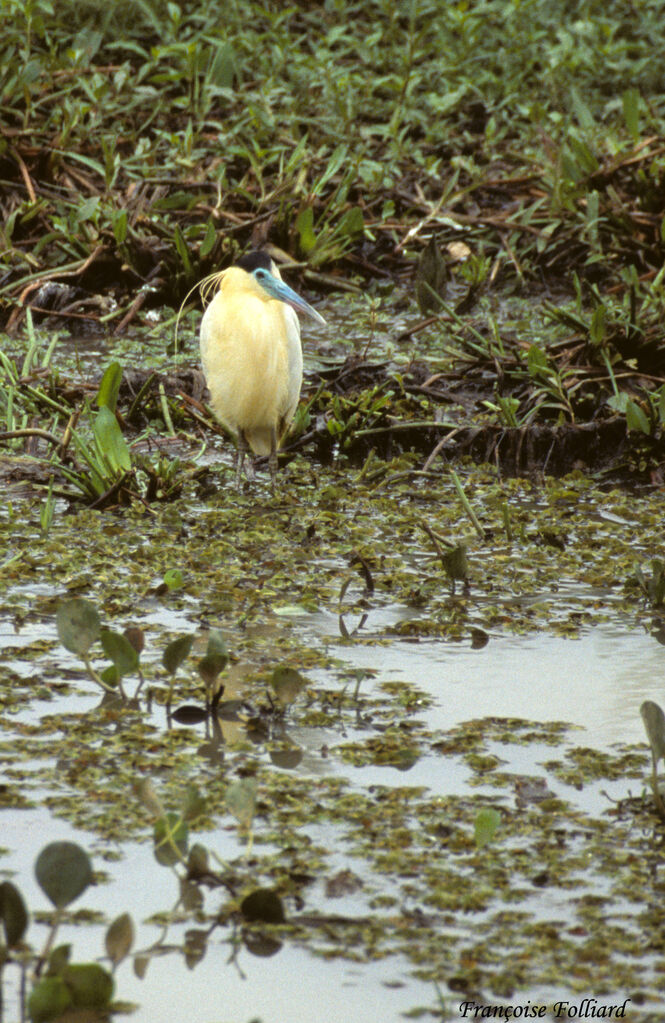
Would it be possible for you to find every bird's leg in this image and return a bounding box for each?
[235,431,249,489]
[268,427,278,492]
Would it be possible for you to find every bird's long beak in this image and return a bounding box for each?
[257,272,326,325]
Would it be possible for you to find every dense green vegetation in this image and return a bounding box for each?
[2,0,665,300]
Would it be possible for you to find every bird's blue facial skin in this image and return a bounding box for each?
[251,268,326,325]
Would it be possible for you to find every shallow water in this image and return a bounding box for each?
[2,604,661,1021]
[1,309,664,1019]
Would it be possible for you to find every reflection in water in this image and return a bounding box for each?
[314,619,665,747]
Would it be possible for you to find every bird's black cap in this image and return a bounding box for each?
[235,251,273,273]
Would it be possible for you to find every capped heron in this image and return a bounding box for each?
[199,251,325,488]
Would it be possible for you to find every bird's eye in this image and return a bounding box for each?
[254,268,267,281]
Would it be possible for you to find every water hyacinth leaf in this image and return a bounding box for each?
[96,361,123,413]
[641,701,665,764]
[153,813,189,866]
[163,634,194,674]
[35,842,93,909]
[269,748,303,770]
[134,955,149,980]
[134,777,164,817]
[48,944,72,974]
[182,785,207,823]
[641,700,665,819]
[474,808,502,849]
[124,626,145,655]
[56,598,100,657]
[0,880,29,947]
[100,663,120,688]
[105,912,134,967]
[187,843,210,880]
[163,567,184,591]
[171,704,208,725]
[270,665,306,708]
[240,888,285,924]
[184,928,208,969]
[28,976,72,1023]
[100,629,139,677]
[442,544,468,585]
[63,963,114,1008]
[225,777,257,830]
[198,629,228,686]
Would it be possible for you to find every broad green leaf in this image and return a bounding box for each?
[93,405,132,473]
[124,626,145,655]
[187,844,210,879]
[442,543,468,584]
[153,813,189,866]
[641,701,665,764]
[162,634,194,674]
[28,977,72,1023]
[56,598,100,657]
[63,963,114,1008]
[105,913,134,967]
[474,808,501,849]
[100,663,120,688]
[625,398,650,434]
[225,777,257,830]
[47,946,72,980]
[198,629,228,686]
[0,880,29,947]
[35,842,93,909]
[96,361,123,412]
[163,567,184,591]
[182,785,207,823]
[240,888,285,924]
[607,392,628,414]
[100,629,139,677]
[270,665,306,707]
[134,777,164,817]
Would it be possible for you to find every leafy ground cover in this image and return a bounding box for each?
[1,0,665,483]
